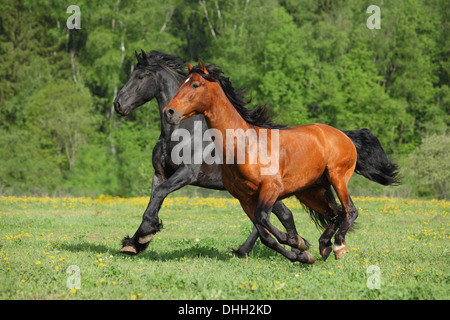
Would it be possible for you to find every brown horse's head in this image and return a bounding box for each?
[164,60,218,125]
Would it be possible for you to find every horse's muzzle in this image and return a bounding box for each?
[164,107,181,125]
[114,100,129,116]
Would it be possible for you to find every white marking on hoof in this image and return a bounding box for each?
[138,234,154,244]
[120,246,137,255]
[333,243,347,259]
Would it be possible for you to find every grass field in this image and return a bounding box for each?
[0,195,448,300]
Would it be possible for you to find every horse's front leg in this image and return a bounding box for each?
[252,183,315,264]
[120,165,198,255]
[233,200,309,257]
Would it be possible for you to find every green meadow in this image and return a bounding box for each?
[0,195,448,300]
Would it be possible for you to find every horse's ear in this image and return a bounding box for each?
[198,59,209,74]
[141,49,146,59]
[188,63,193,72]
[135,50,140,61]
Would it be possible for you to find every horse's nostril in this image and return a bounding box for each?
[114,101,121,111]
[167,108,174,115]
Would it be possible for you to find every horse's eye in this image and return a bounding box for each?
[137,74,146,80]
[192,83,199,89]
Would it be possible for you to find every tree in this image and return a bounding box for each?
[408,134,450,199]
[26,80,98,172]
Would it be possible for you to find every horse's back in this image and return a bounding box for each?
[305,123,357,176]
[279,123,357,184]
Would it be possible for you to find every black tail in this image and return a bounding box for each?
[343,128,400,186]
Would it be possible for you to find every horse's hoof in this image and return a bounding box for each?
[304,251,315,264]
[231,248,248,258]
[297,235,307,251]
[320,246,333,261]
[297,251,315,264]
[333,243,346,260]
[120,245,138,256]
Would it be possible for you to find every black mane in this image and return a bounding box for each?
[135,50,187,79]
[189,65,289,130]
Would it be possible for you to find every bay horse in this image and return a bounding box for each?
[164,61,398,263]
[114,51,305,256]
[114,51,398,261]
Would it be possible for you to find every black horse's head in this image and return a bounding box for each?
[114,50,186,116]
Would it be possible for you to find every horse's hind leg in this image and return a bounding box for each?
[232,225,259,257]
[296,186,343,261]
[333,195,358,259]
[327,170,359,260]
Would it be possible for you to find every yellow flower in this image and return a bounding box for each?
[35,261,41,265]
[70,288,77,295]
[131,294,137,300]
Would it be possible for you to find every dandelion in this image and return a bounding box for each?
[35,261,41,265]
[70,288,77,295]
[131,294,137,300]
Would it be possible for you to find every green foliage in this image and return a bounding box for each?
[0,0,448,198]
[408,134,450,199]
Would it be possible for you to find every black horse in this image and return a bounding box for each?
[114,51,301,256]
[114,50,398,257]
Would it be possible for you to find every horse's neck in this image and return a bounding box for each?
[156,71,185,137]
[204,95,252,151]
